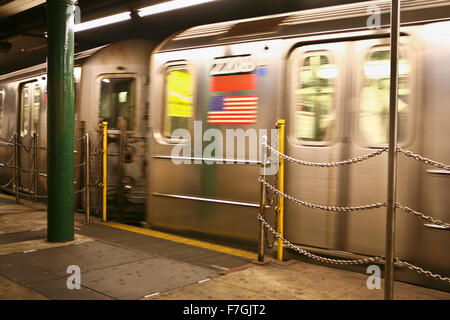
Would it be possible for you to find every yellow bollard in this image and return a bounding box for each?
[276,119,285,261]
[102,122,108,222]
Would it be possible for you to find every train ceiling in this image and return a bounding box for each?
[0,0,367,75]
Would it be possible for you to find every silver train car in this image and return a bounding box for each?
[146,0,450,291]
[0,39,158,215]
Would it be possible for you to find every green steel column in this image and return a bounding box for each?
[46,0,76,242]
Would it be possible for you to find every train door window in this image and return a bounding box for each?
[20,86,30,136]
[162,66,194,138]
[0,89,4,133]
[359,47,411,145]
[295,52,337,144]
[99,77,136,130]
[33,85,40,133]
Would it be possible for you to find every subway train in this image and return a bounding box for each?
[0,39,159,217]
[0,0,449,291]
[146,0,450,291]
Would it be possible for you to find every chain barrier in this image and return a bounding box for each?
[262,132,279,249]
[394,259,450,284]
[260,176,386,212]
[257,212,450,283]
[262,138,450,172]
[261,176,450,226]
[0,130,103,207]
[257,213,384,265]
[88,124,105,217]
[261,137,388,167]
[258,132,450,285]
[398,147,450,171]
[396,203,450,228]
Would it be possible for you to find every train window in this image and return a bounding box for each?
[295,53,336,143]
[99,77,136,130]
[21,86,30,136]
[0,90,3,133]
[33,86,40,133]
[359,48,411,145]
[163,67,194,138]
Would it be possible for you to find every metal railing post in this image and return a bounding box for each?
[33,132,38,202]
[14,133,19,204]
[385,0,400,300]
[117,117,126,217]
[102,122,108,222]
[85,132,90,223]
[258,136,268,262]
[276,120,285,261]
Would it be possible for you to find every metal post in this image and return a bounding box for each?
[258,137,268,262]
[13,133,19,204]
[46,0,76,242]
[102,122,108,222]
[33,132,38,202]
[117,117,126,217]
[385,0,400,300]
[85,132,90,223]
[276,120,285,261]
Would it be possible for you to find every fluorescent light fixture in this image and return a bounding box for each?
[138,0,217,17]
[74,12,131,32]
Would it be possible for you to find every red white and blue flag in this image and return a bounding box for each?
[208,95,258,125]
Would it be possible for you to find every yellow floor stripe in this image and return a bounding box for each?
[104,221,257,260]
[0,193,16,201]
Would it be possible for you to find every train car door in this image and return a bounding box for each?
[97,74,145,217]
[284,41,350,250]
[17,82,40,196]
[346,37,419,258]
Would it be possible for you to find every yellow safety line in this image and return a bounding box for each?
[104,221,258,260]
[0,193,16,201]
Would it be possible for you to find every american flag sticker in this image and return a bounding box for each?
[208,96,258,125]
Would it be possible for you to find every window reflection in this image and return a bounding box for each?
[33,86,40,133]
[295,53,336,143]
[21,87,30,136]
[99,77,136,130]
[359,49,410,145]
[163,68,193,138]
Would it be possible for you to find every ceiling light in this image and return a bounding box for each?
[74,12,131,32]
[137,0,217,17]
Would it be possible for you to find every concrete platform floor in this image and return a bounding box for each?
[0,197,449,300]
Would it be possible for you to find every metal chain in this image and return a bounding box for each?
[396,203,450,228]
[259,177,386,212]
[1,177,14,188]
[0,134,16,145]
[88,126,105,216]
[258,213,450,282]
[398,148,450,171]
[394,258,450,284]
[262,133,279,249]
[0,155,15,168]
[261,138,387,167]
[257,213,384,265]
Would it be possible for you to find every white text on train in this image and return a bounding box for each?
[171,121,279,175]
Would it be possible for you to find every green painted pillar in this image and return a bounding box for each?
[46,0,76,242]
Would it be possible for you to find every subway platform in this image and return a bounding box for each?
[0,194,449,301]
